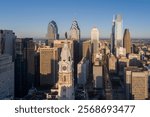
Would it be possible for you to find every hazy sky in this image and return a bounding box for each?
[0,0,150,38]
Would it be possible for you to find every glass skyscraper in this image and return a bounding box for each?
[111,14,123,56]
[46,20,59,40]
[115,14,123,48]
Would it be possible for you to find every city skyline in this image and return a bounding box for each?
[0,0,150,39]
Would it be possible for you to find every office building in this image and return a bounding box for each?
[0,54,14,99]
[70,20,80,41]
[93,65,103,89]
[39,46,58,86]
[0,30,16,60]
[15,38,35,97]
[91,27,99,42]
[123,29,131,54]
[108,54,117,74]
[92,40,100,63]
[26,40,36,89]
[46,20,59,46]
[125,67,148,100]
[115,14,123,48]
[111,17,115,54]
[82,40,92,60]
[93,53,103,89]
[111,15,123,56]
[77,57,89,85]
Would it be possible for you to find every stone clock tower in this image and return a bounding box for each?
[58,40,74,100]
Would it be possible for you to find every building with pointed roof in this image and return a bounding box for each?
[70,20,80,41]
[58,40,74,99]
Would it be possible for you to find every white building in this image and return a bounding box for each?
[0,54,14,99]
[115,15,123,48]
[91,27,99,42]
[77,57,89,85]
[58,40,74,100]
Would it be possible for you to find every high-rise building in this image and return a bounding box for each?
[0,54,14,99]
[46,20,59,46]
[91,27,99,42]
[26,40,36,90]
[77,57,89,85]
[111,18,115,54]
[58,40,74,100]
[108,54,117,74]
[93,65,103,89]
[123,29,131,54]
[115,14,123,48]
[93,47,104,89]
[82,40,92,60]
[15,38,35,97]
[92,40,101,63]
[125,67,148,100]
[0,30,16,60]
[111,15,123,56]
[39,46,58,86]
[70,20,80,41]
[82,40,92,84]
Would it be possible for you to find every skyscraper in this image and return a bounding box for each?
[82,40,92,59]
[77,57,89,85]
[0,30,16,60]
[123,29,131,54]
[111,14,123,56]
[0,54,14,99]
[115,14,123,48]
[111,17,115,54]
[58,40,74,100]
[70,20,80,41]
[91,27,99,42]
[46,20,59,45]
[15,38,35,98]
[39,46,58,86]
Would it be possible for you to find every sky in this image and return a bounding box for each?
[0,0,150,39]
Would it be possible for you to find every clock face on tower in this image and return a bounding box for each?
[62,66,67,71]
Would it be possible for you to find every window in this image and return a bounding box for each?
[64,76,66,82]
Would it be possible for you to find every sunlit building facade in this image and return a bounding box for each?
[70,20,80,41]
[46,20,59,40]
[91,27,99,42]
[111,14,123,56]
